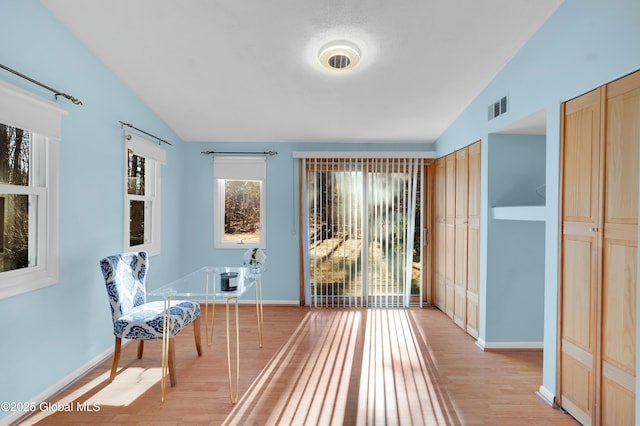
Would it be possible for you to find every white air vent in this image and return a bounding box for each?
[488,96,508,120]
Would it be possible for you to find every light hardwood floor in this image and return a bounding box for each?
[17,306,578,425]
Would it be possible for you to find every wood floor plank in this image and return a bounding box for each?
[16,306,577,425]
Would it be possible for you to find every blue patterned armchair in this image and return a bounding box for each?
[99,251,202,386]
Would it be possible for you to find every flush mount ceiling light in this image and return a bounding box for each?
[318,41,361,72]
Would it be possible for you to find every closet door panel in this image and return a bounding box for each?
[560,88,602,424]
[466,141,481,338]
[605,91,640,225]
[435,223,446,309]
[601,376,635,426]
[562,89,601,225]
[561,234,597,426]
[454,148,468,329]
[600,71,640,424]
[562,236,597,350]
[444,154,456,319]
[434,158,446,310]
[602,238,637,371]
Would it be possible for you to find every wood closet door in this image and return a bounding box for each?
[560,88,602,426]
[444,153,456,319]
[600,71,639,426]
[466,141,481,338]
[560,70,639,426]
[454,148,468,329]
[434,158,446,310]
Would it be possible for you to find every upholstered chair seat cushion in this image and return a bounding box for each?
[113,300,201,339]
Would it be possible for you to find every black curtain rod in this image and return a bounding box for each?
[201,150,278,156]
[120,121,173,146]
[0,63,83,105]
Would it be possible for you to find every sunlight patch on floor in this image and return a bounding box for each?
[19,367,161,425]
[358,309,450,425]
[83,367,161,406]
[223,311,359,425]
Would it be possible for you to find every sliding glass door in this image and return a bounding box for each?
[301,157,425,308]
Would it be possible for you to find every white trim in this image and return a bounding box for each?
[124,135,163,256]
[0,129,60,300]
[476,338,543,351]
[213,157,267,249]
[0,80,67,139]
[292,151,436,159]
[536,385,556,407]
[0,342,127,426]
[125,132,166,164]
[213,156,266,180]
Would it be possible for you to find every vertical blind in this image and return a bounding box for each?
[302,157,424,308]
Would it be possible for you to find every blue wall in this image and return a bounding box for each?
[486,134,546,344]
[434,0,640,404]
[2,0,640,422]
[0,2,431,420]
[0,0,187,419]
[177,141,431,302]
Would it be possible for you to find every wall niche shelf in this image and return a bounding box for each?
[492,205,545,221]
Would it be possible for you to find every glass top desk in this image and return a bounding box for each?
[149,266,264,403]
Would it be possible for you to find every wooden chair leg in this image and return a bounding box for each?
[193,317,202,356]
[168,338,176,387]
[109,337,122,383]
[137,340,144,359]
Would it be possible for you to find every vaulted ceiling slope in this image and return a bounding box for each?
[41,0,563,143]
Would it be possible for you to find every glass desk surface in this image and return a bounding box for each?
[148,266,259,299]
[147,265,264,404]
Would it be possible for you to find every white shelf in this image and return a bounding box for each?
[492,205,545,221]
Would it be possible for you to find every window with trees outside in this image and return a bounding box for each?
[0,80,63,300]
[124,133,165,256]
[213,156,266,249]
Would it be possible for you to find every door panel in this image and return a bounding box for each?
[600,71,640,424]
[444,154,456,319]
[454,148,468,329]
[560,70,639,425]
[562,90,601,225]
[560,88,601,424]
[434,158,446,310]
[466,141,481,338]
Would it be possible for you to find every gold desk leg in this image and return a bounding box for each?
[225,297,240,404]
[209,302,216,346]
[161,296,172,403]
[205,273,216,347]
[255,277,264,348]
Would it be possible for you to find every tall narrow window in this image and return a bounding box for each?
[123,133,165,256]
[0,81,64,300]
[213,156,266,249]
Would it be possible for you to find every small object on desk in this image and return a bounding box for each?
[220,272,238,291]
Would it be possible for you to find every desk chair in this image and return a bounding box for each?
[99,251,202,386]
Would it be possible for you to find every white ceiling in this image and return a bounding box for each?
[41,0,563,144]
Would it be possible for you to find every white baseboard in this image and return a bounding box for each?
[0,342,123,426]
[536,385,555,407]
[476,338,543,351]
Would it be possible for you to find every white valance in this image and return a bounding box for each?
[213,156,266,181]
[125,132,166,164]
[0,79,67,139]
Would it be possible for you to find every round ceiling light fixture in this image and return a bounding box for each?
[318,41,361,72]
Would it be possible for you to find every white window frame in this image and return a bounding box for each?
[0,80,65,300]
[213,156,266,249]
[123,133,165,256]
